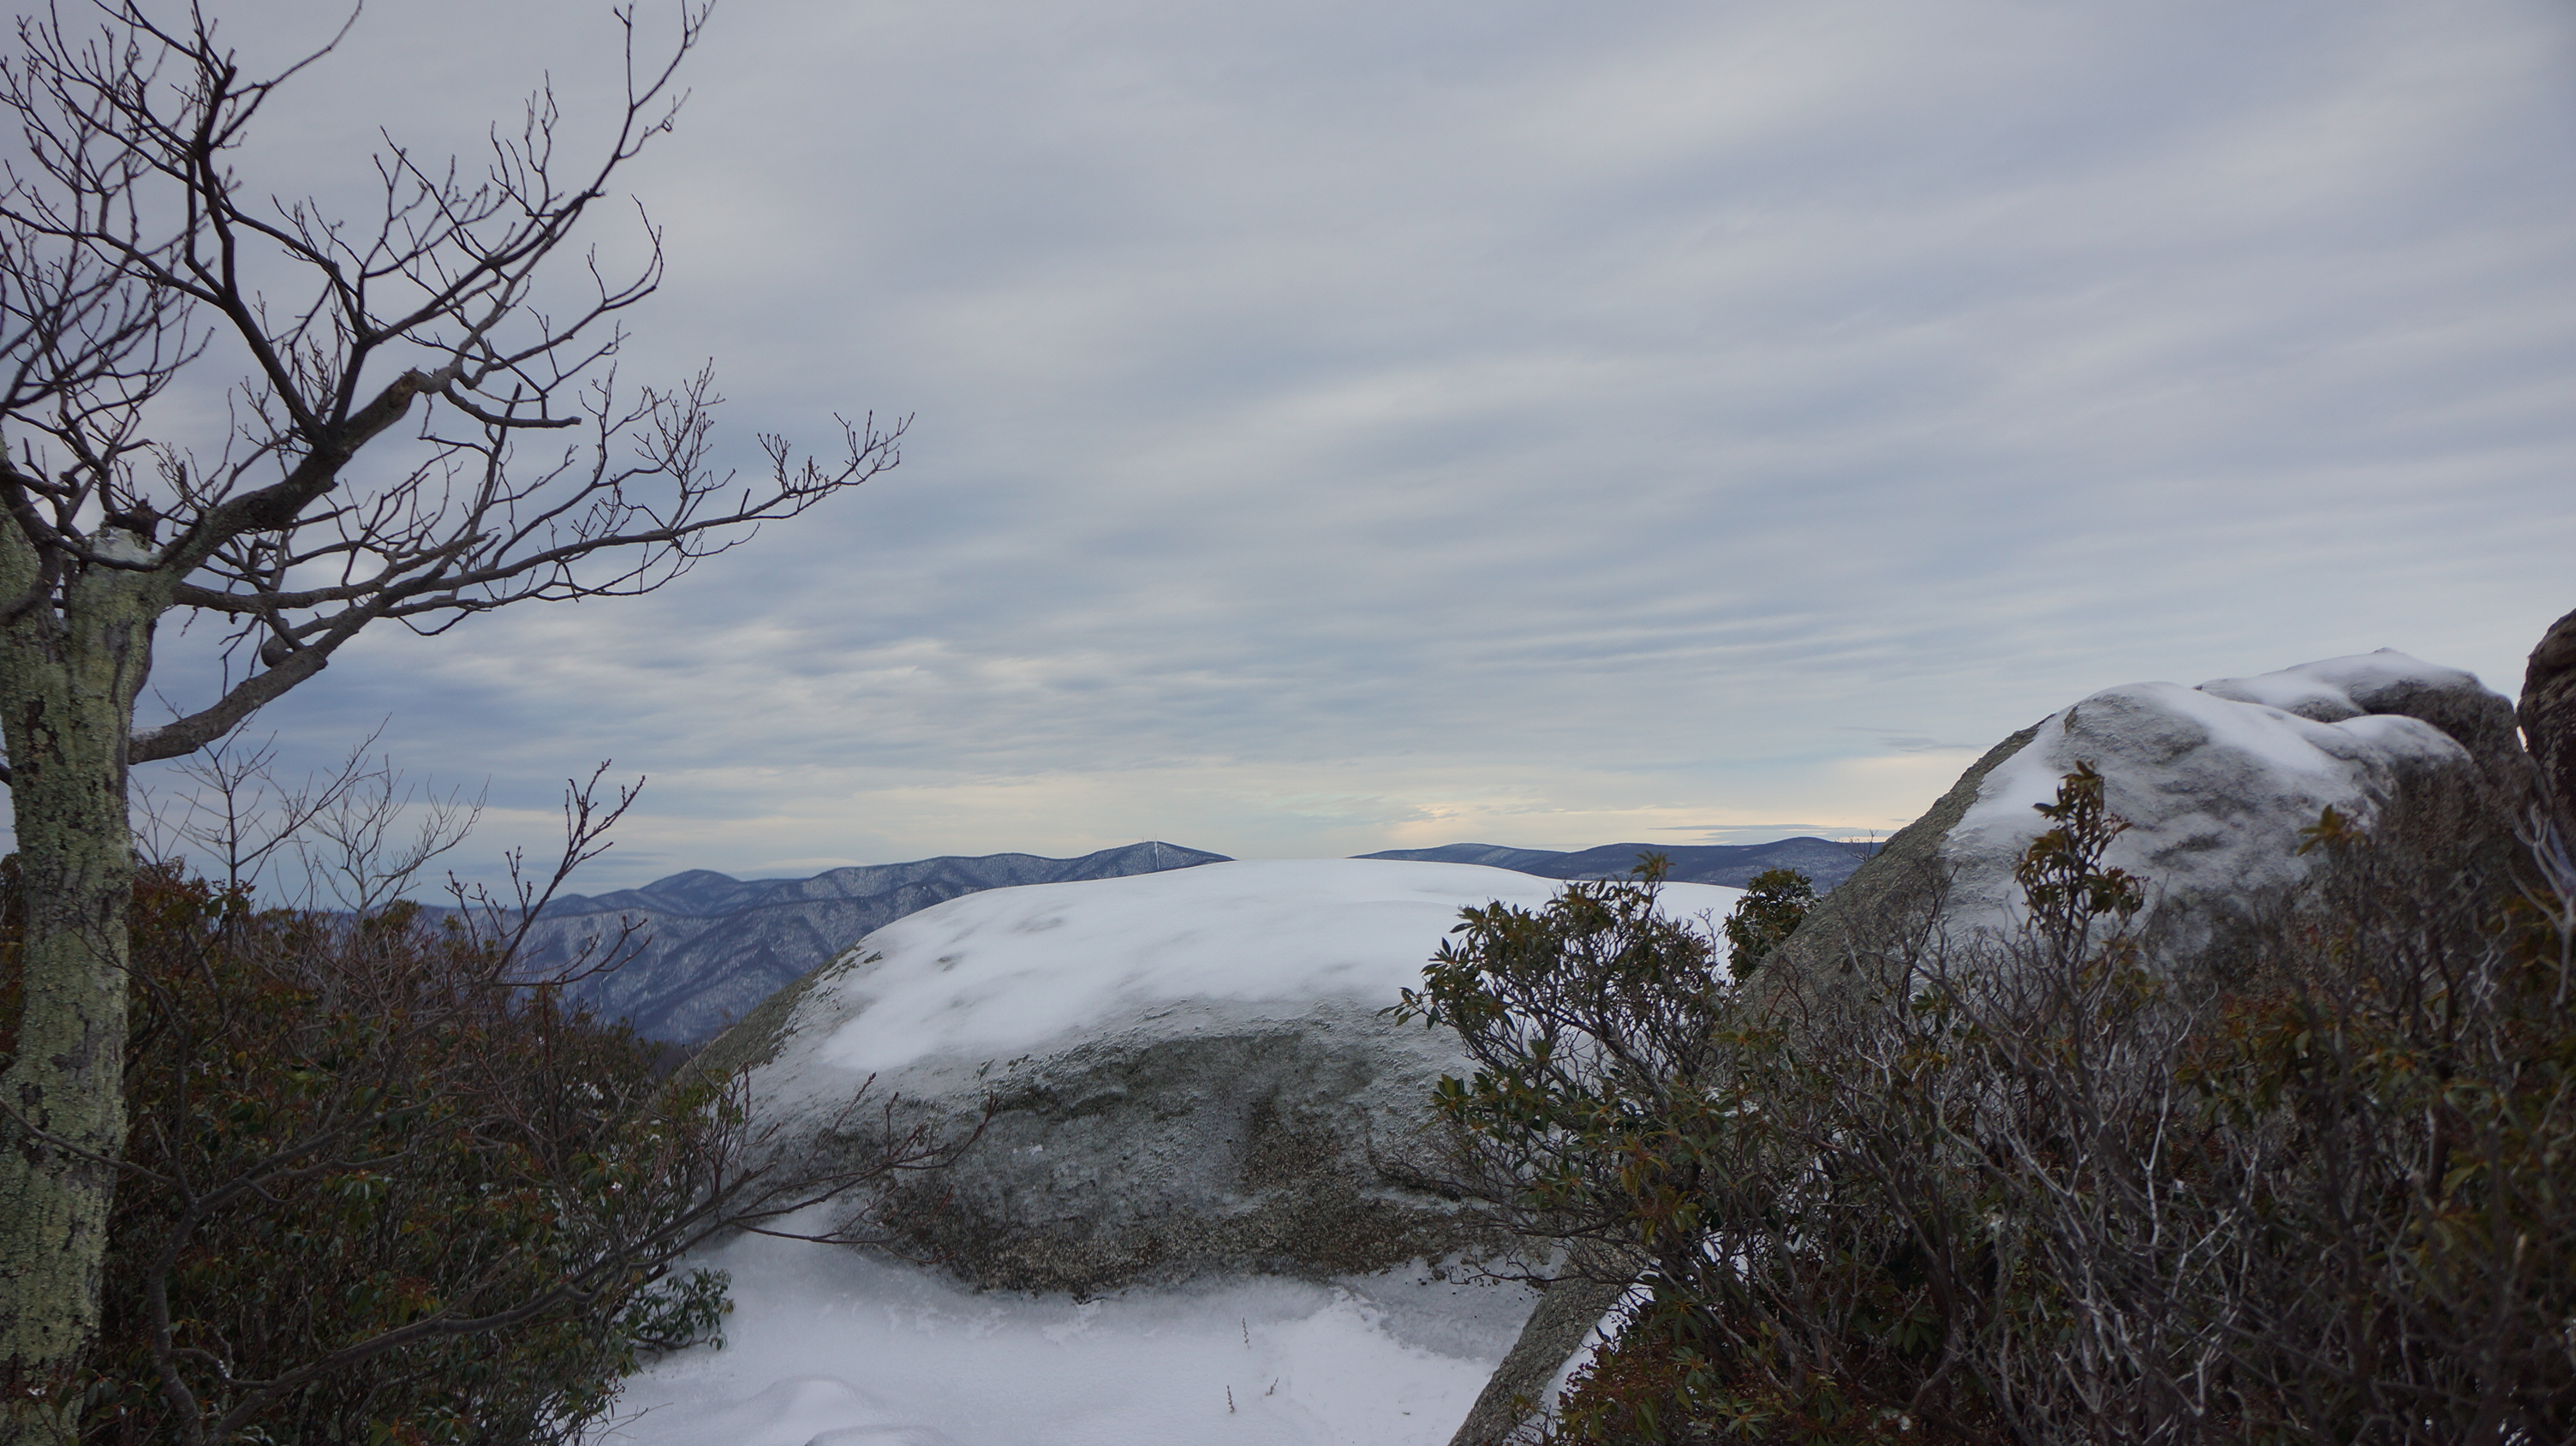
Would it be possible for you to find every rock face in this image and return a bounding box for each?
[1445,1275,1635,1446]
[696,858,1744,1296]
[1767,651,2526,995]
[2523,606,2576,826]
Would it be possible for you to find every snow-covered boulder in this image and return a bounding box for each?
[696,859,1744,1295]
[1768,649,2531,991]
[1455,653,2533,1446]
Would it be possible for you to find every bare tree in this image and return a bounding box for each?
[134,726,485,909]
[0,1,901,1424]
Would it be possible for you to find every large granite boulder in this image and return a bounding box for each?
[1763,650,2530,995]
[695,858,1743,1296]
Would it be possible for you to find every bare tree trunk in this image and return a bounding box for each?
[0,527,164,1434]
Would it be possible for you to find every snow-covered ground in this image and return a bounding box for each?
[606,859,1744,1446]
[602,1231,1540,1446]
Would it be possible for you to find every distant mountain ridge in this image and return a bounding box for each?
[1357,837,1876,891]
[544,840,1225,922]
[555,837,1873,1044]
[524,842,1231,1043]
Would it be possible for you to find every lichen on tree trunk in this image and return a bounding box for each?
[0,536,164,1433]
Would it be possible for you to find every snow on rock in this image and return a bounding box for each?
[605,1226,1540,1446]
[709,860,1742,1295]
[1903,650,2517,971]
[2196,651,2489,722]
[806,859,1698,1078]
[1465,651,2533,1446]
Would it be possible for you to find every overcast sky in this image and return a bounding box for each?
[86,0,2576,889]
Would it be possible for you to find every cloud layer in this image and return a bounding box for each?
[77,0,2576,887]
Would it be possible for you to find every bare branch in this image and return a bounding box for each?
[0,0,880,772]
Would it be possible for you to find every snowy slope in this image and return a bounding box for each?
[791,858,1744,1079]
[611,861,1744,1446]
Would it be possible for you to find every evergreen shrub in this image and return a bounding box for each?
[1399,769,2576,1444]
[3,862,734,1446]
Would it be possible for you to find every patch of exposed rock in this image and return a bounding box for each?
[2523,606,2576,827]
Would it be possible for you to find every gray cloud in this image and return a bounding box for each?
[45,0,2576,889]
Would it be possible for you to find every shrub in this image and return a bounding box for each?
[1722,868,1816,979]
[8,863,729,1445]
[0,815,961,1444]
[1403,771,2576,1445]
